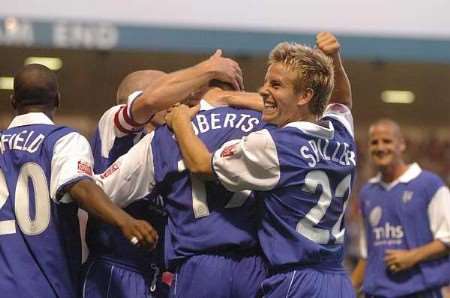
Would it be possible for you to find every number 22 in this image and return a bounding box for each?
[297,170,351,244]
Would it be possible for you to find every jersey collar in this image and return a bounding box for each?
[284,120,335,139]
[8,112,54,128]
[369,163,422,189]
[199,99,217,111]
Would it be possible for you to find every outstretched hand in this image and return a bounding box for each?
[165,104,200,130]
[203,49,244,91]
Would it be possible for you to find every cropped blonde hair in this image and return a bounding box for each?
[268,42,334,116]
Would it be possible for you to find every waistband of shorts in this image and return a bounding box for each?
[269,259,346,275]
[203,246,262,259]
[89,255,161,275]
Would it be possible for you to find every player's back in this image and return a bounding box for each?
[151,105,264,269]
[0,123,80,298]
[256,107,356,270]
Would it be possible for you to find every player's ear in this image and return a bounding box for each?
[55,92,60,108]
[297,87,314,106]
[10,95,17,109]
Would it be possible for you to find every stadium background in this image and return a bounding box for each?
[1,0,450,293]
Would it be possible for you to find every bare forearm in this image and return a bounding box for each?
[173,120,213,176]
[68,179,130,229]
[224,91,264,111]
[133,63,215,123]
[351,259,366,289]
[329,53,352,109]
[411,239,449,264]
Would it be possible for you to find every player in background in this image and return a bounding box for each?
[83,51,245,298]
[351,119,450,298]
[167,32,356,297]
[95,80,268,298]
[0,64,157,298]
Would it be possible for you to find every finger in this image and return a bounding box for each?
[130,232,144,247]
[142,231,158,249]
[236,72,244,91]
[213,49,222,58]
[384,254,396,263]
[316,32,328,42]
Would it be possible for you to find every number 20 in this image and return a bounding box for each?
[0,163,51,236]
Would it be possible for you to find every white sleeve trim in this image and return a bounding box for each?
[322,103,354,137]
[428,186,450,245]
[50,132,94,203]
[98,105,124,158]
[212,129,280,192]
[95,132,156,208]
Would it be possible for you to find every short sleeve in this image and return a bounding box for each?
[95,132,156,208]
[322,103,354,137]
[50,132,94,202]
[428,186,450,245]
[212,129,280,192]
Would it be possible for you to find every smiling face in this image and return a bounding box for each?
[259,63,304,127]
[368,121,406,169]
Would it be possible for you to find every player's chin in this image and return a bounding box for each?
[373,157,393,168]
[262,110,279,125]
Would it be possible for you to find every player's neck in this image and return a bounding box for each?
[380,161,408,183]
[16,105,55,120]
[202,87,223,105]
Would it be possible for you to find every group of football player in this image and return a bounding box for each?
[1,31,450,298]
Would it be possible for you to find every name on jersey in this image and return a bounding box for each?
[0,130,45,154]
[299,139,356,168]
[192,113,259,135]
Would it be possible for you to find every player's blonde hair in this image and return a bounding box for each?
[268,42,334,116]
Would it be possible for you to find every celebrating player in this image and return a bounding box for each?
[351,119,450,297]
[0,64,157,298]
[95,80,268,298]
[167,32,356,297]
[83,50,247,298]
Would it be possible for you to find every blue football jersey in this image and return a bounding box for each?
[212,104,356,270]
[151,106,264,268]
[360,164,450,297]
[0,124,85,298]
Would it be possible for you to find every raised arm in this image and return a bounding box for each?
[316,32,352,109]
[131,50,244,123]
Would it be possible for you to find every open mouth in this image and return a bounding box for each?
[263,98,277,111]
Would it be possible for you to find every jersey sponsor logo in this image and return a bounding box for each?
[99,163,119,179]
[220,144,237,158]
[369,206,382,227]
[77,160,93,176]
[402,191,413,203]
[369,206,404,246]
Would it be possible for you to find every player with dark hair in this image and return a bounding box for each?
[0,64,157,298]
